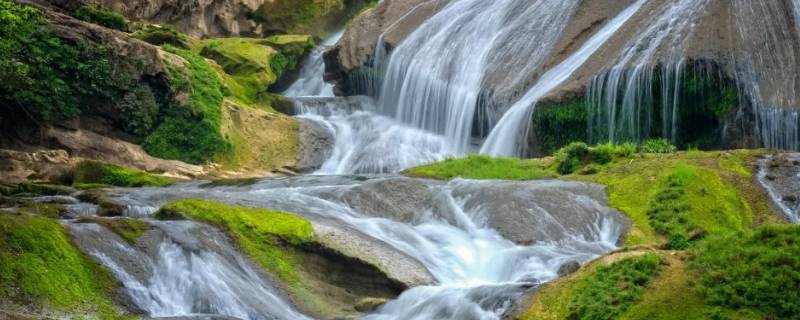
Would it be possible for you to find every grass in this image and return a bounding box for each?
[75,217,150,245]
[72,160,173,187]
[690,225,800,319]
[75,5,128,31]
[402,155,554,180]
[567,253,664,320]
[0,211,121,318]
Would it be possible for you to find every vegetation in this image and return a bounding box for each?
[403,155,553,180]
[143,46,230,164]
[567,253,664,320]
[249,0,372,37]
[639,138,678,153]
[132,24,192,49]
[75,217,150,245]
[554,142,637,175]
[72,160,173,187]
[691,225,800,319]
[0,212,120,317]
[0,0,123,122]
[532,100,588,155]
[75,5,129,31]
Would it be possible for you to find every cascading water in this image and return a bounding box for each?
[70,220,311,320]
[378,0,581,154]
[480,0,646,156]
[282,31,344,97]
[95,176,625,320]
[585,0,711,145]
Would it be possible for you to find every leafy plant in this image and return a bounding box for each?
[75,5,129,31]
[639,138,677,153]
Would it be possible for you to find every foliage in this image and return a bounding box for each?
[75,5,129,31]
[0,0,121,122]
[131,24,190,49]
[691,225,800,319]
[75,217,149,245]
[118,84,160,136]
[532,100,588,155]
[0,212,119,316]
[554,142,636,174]
[156,199,314,285]
[72,160,172,187]
[639,138,677,153]
[402,155,553,180]
[250,0,346,37]
[567,253,664,320]
[143,46,229,164]
[646,167,694,249]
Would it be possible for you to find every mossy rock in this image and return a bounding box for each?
[132,24,192,49]
[76,189,125,217]
[0,211,122,317]
[71,160,173,188]
[1,183,76,197]
[75,217,150,245]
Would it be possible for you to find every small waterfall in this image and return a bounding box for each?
[377,0,582,154]
[71,220,310,320]
[732,0,800,150]
[586,0,711,145]
[282,31,344,97]
[480,0,646,156]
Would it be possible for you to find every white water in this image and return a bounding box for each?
[72,221,310,320]
[378,0,581,154]
[98,177,624,320]
[480,0,646,156]
[282,31,344,97]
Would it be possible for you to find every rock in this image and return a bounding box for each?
[0,149,74,184]
[324,0,445,95]
[784,195,798,203]
[296,119,334,172]
[557,261,581,277]
[336,177,440,224]
[758,153,800,221]
[77,189,125,217]
[354,297,388,313]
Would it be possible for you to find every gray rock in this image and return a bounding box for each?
[296,118,334,173]
[557,261,581,277]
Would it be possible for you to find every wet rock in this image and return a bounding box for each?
[557,261,581,277]
[354,297,388,313]
[337,177,440,224]
[77,189,125,216]
[758,153,800,221]
[784,195,798,203]
[296,119,334,172]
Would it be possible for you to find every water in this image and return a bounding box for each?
[378,0,581,154]
[756,154,800,222]
[480,0,646,156]
[93,176,624,320]
[70,220,310,320]
[282,31,344,97]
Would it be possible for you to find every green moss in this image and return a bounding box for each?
[17,203,67,219]
[0,212,120,317]
[553,142,638,175]
[3,183,75,196]
[75,5,129,31]
[568,253,664,320]
[691,225,800,319]
[402,154,554,180]
[532,100,588,155]
[156,199,313,284]
[75,217,149,245]
[131,24,192,49]
[72,160,172,187]
[143,46,230,164]
[250,0,370,38]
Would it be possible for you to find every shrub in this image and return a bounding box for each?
[75,5,128,31]
[568,253,664,320]
[118,83,160,136]
[554,142,636,174]
[691,225,800,319]
[639,138,677,153]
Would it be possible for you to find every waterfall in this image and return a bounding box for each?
[377,0,581,154]
[282,31,345,97]
[480,0,646,156]
[732,0,800,150]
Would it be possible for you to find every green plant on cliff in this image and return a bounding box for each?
[132,24,191,49]
[0,0,121,122]
[143,46,230,164]
[567,253,664,320]
[691,225,800,319]
[0,212,120,317]
[250,0,345,36]
[532,100,588,155]
[75,5,129,31]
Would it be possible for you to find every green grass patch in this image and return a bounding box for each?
[0,211,120,317]
[75,5,128,31]
[156,199,313,284]
[72,160,172,187]
[691,225,800,319]
[143,46,230,164]
[402,154,554,180]
[567,253,664,320]
[75,217,150,245]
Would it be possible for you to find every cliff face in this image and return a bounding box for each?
[45,0,372,39]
